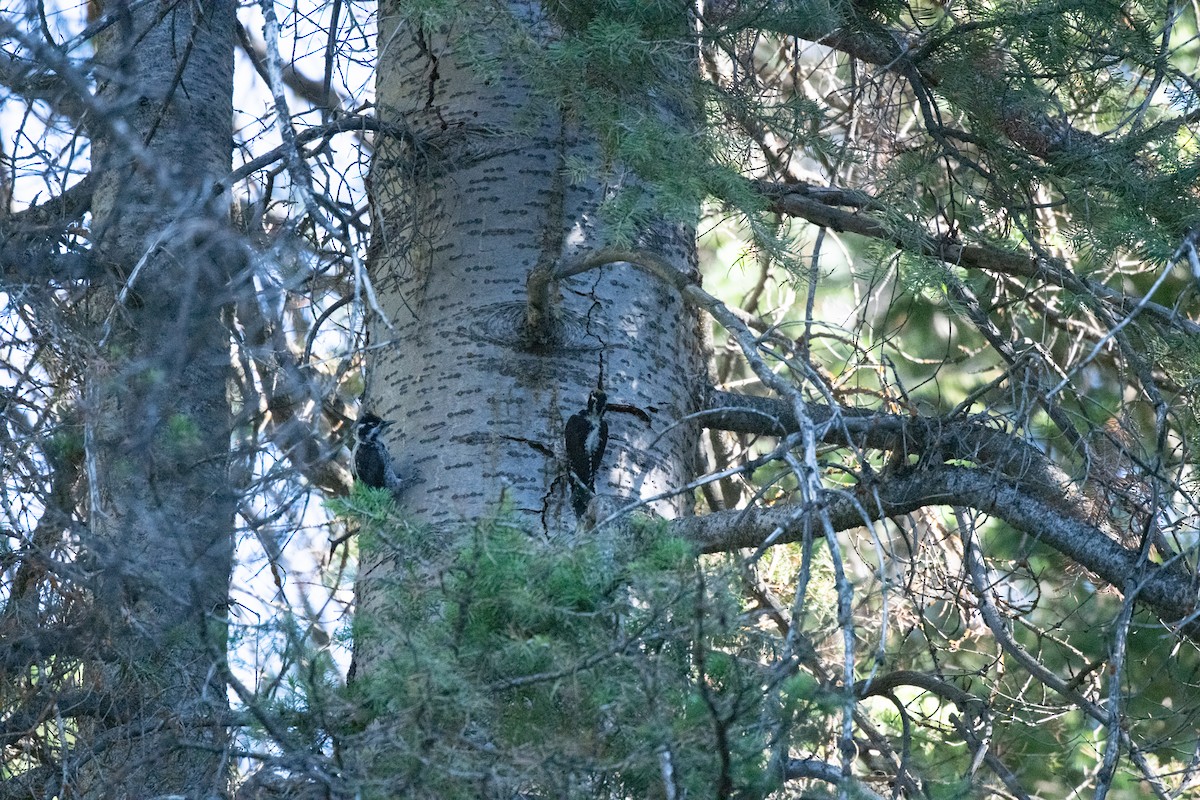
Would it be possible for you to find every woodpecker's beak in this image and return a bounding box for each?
[380,419,396,430]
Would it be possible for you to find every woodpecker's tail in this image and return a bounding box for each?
[570,482,593,517]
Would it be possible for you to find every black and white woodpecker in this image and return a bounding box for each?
[564,390,609,516]
[353,413,413,497]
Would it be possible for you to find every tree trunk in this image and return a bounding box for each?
[365,2,706,530]
[352,0,708,792]
[76,2,237,795]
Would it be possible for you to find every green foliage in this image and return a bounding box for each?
[162,412,202,457]
[44,426,84,466]
[546,0,686,37]
[627,516,694,572]
[339,509,832,798]
[391,0,462,30]
[896,251,953,300]
[513,0,832,244]
[328,482,395,516]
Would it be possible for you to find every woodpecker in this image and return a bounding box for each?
[564,390,609,516]
[353,413,413,497]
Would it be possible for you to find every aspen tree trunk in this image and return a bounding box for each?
[77,2,237,795]
[353,0,708,792]
[365,1,706,530]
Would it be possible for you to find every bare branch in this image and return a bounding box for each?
[674,465,1197,636]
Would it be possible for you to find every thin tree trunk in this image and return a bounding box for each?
[76,2,237,795]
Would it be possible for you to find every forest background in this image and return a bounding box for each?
[3,1,1200,798]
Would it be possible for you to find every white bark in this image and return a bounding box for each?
[352,3,709,792]
[366,2,707,531]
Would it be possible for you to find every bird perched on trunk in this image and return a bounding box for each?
[565,390,608,516]
[353,413,414,498]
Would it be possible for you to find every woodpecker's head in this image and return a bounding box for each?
[356,413,394,443]
[587,390,607,417]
